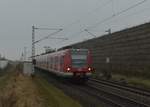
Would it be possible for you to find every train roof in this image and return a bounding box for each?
[35,48,89,57]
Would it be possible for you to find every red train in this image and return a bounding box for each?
[35,48,93,81]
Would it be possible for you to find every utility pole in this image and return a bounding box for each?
[31,26,64,74]
[32,25,35,75]
[105,28,112,79]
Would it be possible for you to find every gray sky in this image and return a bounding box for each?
[0,0,150,60]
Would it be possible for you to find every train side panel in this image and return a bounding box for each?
[35,49,93,80]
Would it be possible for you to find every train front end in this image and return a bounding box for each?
[65,49,93,81]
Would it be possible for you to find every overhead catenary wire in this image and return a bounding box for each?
[63,0,147,43]
[33,29,63,44]
[35,27,63,32]
[86,0,147,30]
[54,0,113,45]
[57,0,148,48]
[120,2,150,23]
[61,0,112,31]
[84,29,97,38]
[59,30,85,43]
[57,0,113,41]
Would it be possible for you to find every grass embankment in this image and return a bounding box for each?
[93,68,150,90]
[112,74,150,90]
[0,64,14,89]
[0,73,9,89]
[34,76,82,107]
[0,64,17,107]
[0,64,82,107]
[0,65,43,107]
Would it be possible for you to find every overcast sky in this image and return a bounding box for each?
[0,0,150,60]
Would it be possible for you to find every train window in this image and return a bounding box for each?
[55,56,57,64]
[52,57,53,64]
[48,56,50,65]
[71,50,88,68]
[56,56,58,64]
[60,56,64,64]
[71,49,88,55]
[72,55,87,68]
[57,56,60,64]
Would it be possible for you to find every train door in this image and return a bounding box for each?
[47,55,51,70]
[57,56,60,72]
[55,56,58,71]
[60,56,64,72]
[46,55,49,69]
[52,57,54,70]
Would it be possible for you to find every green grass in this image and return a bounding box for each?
[34,76,82,107]
[0,76,8,89]
[0,64,15,89]
[112,74,150,90]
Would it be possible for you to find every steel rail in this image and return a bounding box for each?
[90,78,150,97]
[88,79,150,107]
[68,84,124,107]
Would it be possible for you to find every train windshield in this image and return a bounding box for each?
[71,49,88,68]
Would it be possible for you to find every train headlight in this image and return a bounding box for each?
[67,67,71,71]
[88,67,92,71]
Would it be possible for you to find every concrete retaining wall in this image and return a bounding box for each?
[0,60,8,69]
[23,62,32,76]
[64,22,150,78]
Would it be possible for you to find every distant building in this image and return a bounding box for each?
[0,60,8,69]
[0,54,8,69]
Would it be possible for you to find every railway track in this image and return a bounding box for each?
[35,69,106,107]
[90,78,150,97]
[35,69,150,107]
[63,79,149,107]
[88,78,150,107]
[68,83,125,107]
